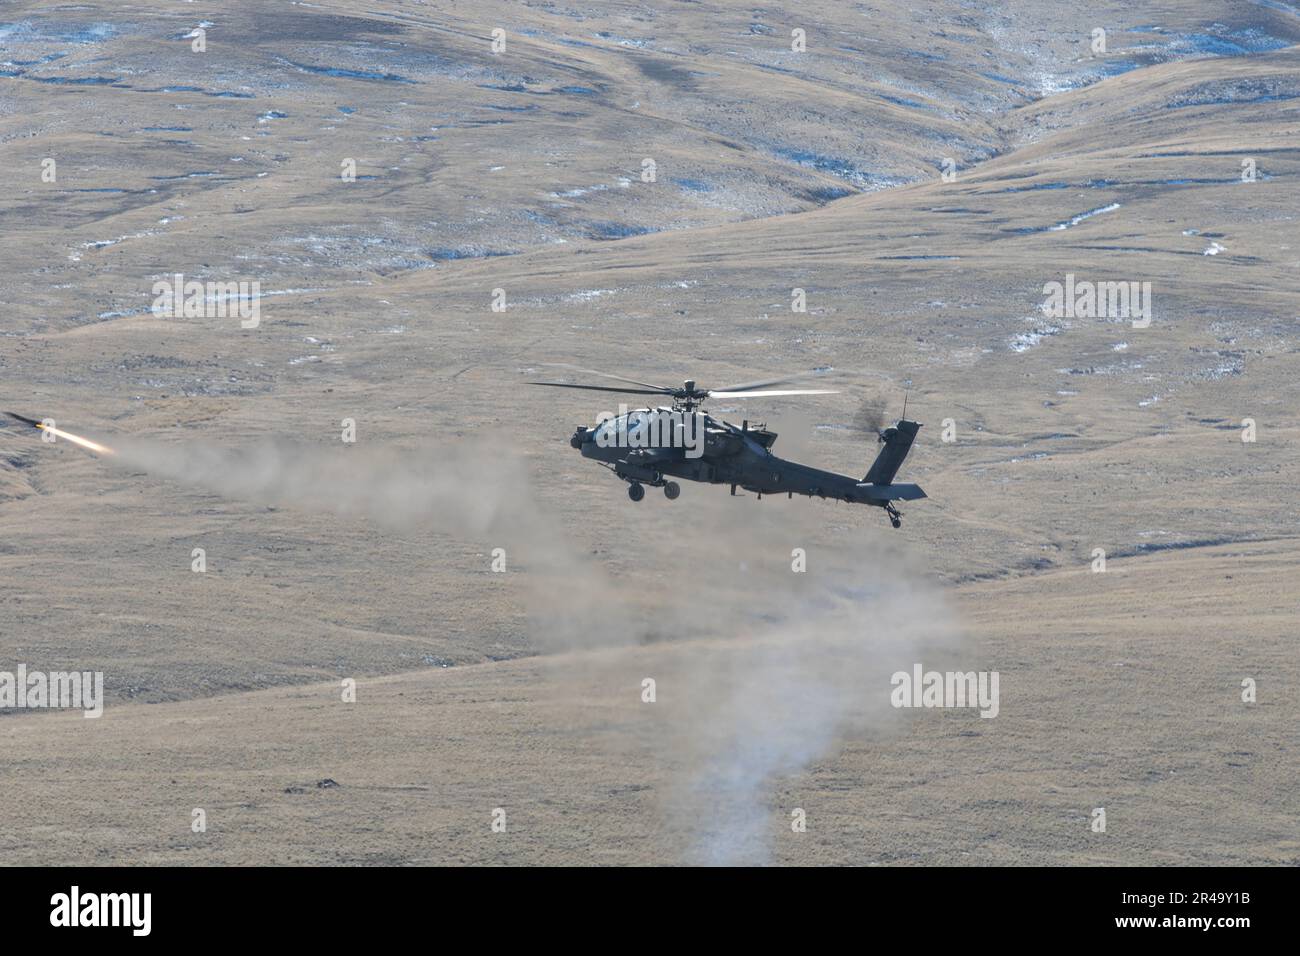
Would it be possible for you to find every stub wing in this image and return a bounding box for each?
[855,482,927,502]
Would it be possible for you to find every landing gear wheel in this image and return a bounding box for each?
[628,482,645,502]
[663,481,680,500]
[885,503,902,528]
[890,516,901,529]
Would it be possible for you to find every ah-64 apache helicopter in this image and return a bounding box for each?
[530,367,926,528]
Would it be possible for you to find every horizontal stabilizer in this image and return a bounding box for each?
[855,482,927,502]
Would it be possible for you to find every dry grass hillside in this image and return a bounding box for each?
[1,0,1296,865]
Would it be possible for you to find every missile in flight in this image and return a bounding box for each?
[4,412,115,455]
[5,411,43,428]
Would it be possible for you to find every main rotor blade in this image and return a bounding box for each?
[707,388,839,399]
[528,382,668,396]
[710,371,830,393]
[538,364,673,393]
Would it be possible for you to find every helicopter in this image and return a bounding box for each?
[529,367,926,528]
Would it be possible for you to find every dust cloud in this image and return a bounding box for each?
[592,489,960,865]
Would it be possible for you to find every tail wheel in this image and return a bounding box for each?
[890,516,901,529]
[628,482,645,502]
[663,481,680,500]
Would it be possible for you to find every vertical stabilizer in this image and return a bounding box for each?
[864,420,921,485]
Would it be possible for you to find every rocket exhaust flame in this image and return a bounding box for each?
[40,425,116,456]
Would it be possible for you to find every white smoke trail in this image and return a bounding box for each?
[107,434,624,654]
[111,436,517,535]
